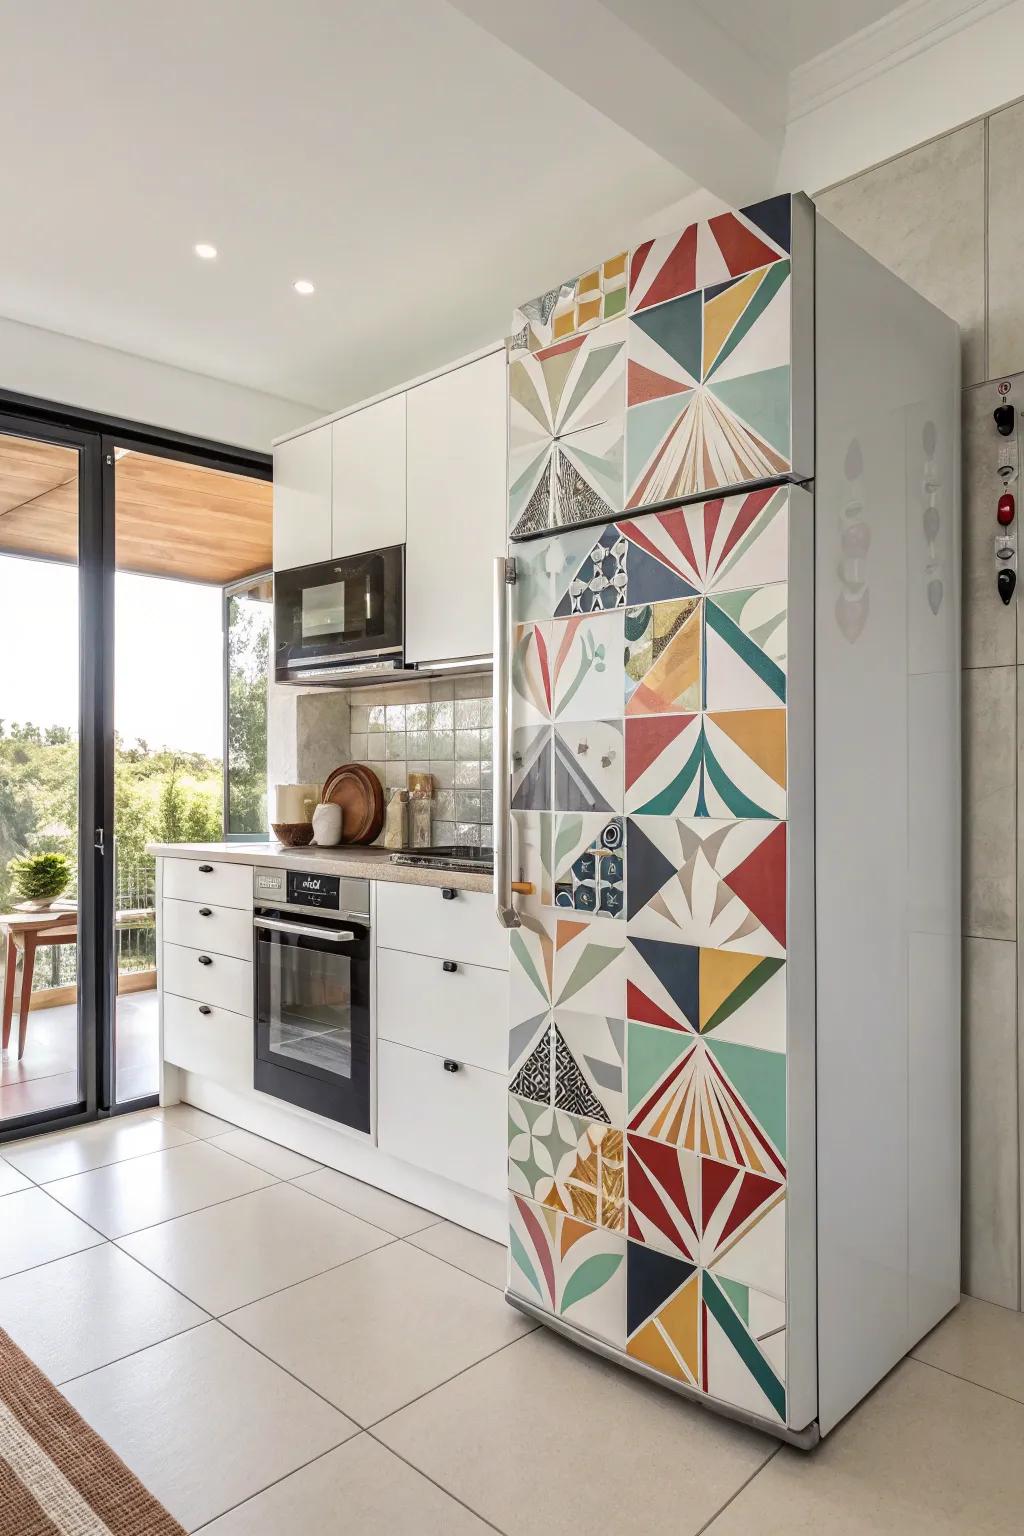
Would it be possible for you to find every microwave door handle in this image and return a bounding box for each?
[253,917,355,943]
[493,555,522,931]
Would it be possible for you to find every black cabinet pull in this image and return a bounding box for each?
[197,954,213,966]
[198,1004,212,1016]
[442,960,458,973]
[443,1058,460,1073]
[198,864,213,873]
[441,887,457,901]
[198,908,212,917]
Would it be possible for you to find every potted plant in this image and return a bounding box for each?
[8,852,72,911]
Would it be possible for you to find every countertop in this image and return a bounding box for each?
[146,841,494,894]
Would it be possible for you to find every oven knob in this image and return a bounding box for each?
[442,960,458,973]
[999,492,1016,526]
[441,887,457,901]
[995,403,1016,436]
[999,567,1017,604]
[443,1058,461,1073]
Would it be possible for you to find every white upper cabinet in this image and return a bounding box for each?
[405,350,506,665]
[331,393,407,557]
[273,425,332,571]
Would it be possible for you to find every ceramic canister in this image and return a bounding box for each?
[311,801,343,846]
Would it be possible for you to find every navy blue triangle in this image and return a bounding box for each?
[625,818,677,920]
[628,936,699,1027]
[627,1242,696,1335]
[624,539,699,606]
[740,193,791,255]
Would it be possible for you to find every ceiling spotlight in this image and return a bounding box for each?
[194,243,218,260]
[293,279,315,296]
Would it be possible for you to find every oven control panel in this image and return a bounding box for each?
[253,867,370,921]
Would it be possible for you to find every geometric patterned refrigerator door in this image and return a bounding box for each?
[504,488,791,1428]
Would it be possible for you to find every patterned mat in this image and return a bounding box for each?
[0,1328,185,1536]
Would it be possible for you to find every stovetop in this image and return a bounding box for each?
[390,844,494,874]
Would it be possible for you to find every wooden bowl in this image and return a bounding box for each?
[271,821,315,847]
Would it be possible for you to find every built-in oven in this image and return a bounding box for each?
[274,545,404,684]
[253,867,372,1134]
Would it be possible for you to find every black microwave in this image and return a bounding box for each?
[274,545,404,684]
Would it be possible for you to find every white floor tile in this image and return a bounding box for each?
[44,1139,276,1238]
[0,1156,31,1197]
[149,1103,233,1138]
[207,1128,320,1180]
[293,1166,442,1237]
[703,1358,1024,1534]
[200,1434,493,1535]
[63,1320,355,1532]
[0,1243,205,1382]
[120,1182,393,1314]
[913,1294,1024,1405]
[227,1240,534,1425]
[0,1186,103,1278]
[378,1327,772,1536]
[2,1114,194,1183]
[406,1221,508,1289]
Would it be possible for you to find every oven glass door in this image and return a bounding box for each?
[274,546,403,675]
[254,916,371,1131]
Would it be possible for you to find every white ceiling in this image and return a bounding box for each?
[0,0,691,412]
[0,0,945,418]
[688,0,906,71]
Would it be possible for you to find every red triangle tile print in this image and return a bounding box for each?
[708,213,781,279]
[724,823,786,948]
[627,978,690,1032]
[631,225,698,311]
[625,714,690,790]
[627,360,694,407]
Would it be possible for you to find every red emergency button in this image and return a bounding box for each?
[998,492,1016,526]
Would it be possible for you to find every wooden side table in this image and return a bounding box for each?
[0,903,78,1061]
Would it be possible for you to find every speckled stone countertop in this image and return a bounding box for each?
[146,841,494,894]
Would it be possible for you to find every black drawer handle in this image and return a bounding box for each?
[442,960,458,973]
[198,1004,212,1016]
[198,864,213,873]
[441,887,457,901]
[443,1058,460,1073]
[198,907,212,917]
[197,954,213,966]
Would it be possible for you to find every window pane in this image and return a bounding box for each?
[227,578,272,836]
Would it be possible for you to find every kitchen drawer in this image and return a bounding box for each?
[162,898,253,961]
[377,947,506,1072]
[377,1039,505,1199]
[162,941,253,1015]
[375,882,508,970]
[163,992,253,1090]
[162,858,252,910]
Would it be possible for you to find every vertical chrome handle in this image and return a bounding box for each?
[494,554,521,930]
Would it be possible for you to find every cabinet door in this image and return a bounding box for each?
[331,393,407,556]
[405,351,506,665]
[273,426,332,571]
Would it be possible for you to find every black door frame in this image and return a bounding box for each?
[0,389,270,1141]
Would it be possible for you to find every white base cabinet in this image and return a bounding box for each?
[377,1040,506,1199]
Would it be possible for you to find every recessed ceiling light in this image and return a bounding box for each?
[193,242,218,260]
[293,279,315,296]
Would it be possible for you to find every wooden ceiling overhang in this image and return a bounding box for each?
[0,436,272,584]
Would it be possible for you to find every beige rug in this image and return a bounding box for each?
[0,1328,185,1536]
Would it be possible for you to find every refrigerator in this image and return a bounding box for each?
[492,192,961,1445]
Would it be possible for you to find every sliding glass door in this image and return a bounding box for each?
[0,415,104,1136]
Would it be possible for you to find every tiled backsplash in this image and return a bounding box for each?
[348,672,494,846]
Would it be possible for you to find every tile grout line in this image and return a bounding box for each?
[691,1443,782,1536]
[186,1435,368,1535]
[401,1232,506,1291]
[364,1326,539,1433]
[910,1352,1024,1409]
[363,1428,510,1536]
[0,1126,204,1187]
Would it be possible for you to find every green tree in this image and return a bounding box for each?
[153,760,188,843]
[227,595,270,834]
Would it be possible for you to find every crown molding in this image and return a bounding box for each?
[788,0,1015,119]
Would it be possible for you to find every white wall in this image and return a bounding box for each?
[0,315,319,452]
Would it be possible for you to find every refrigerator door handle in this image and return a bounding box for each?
[493,554,522,930]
